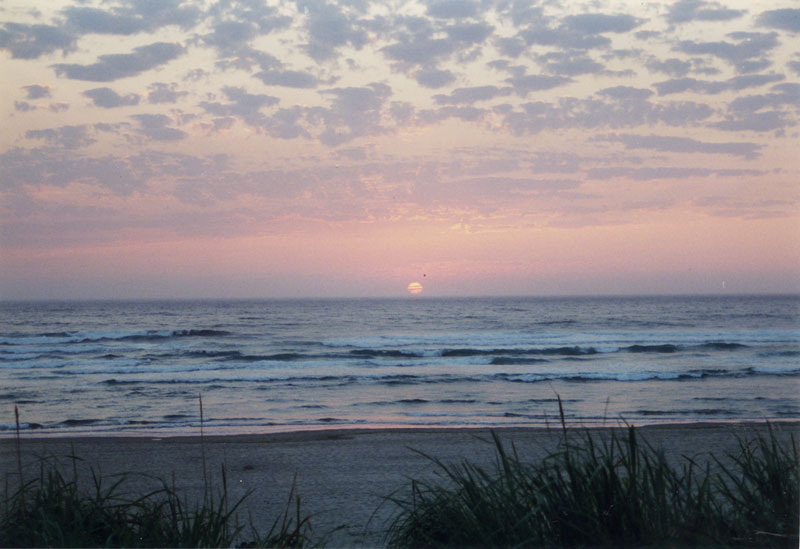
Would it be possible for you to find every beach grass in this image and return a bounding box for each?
[1,405,315,548]
[1,458,316,548]
[384,421,799,548]
[2,458,237,547]
[3,403,798,548]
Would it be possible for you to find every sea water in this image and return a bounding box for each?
[1,295,798,436]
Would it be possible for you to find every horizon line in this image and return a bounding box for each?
[2,292,798,303]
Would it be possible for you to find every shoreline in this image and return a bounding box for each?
[4,421,798,546]
[5,417,800,442]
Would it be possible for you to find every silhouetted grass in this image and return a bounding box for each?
[1,458,243,547]
[4,404,798,548]
[385,421,798,548]
[1,404,315,548]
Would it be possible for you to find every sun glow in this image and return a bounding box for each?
[407,282,423,295]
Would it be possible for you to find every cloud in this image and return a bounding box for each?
[536,51,605,76]
[254,69,320,88]
[434,86,511,105]
[586,166,764,180]
[790,56,800,77]
[0,23,76,59]
[415,176,581,206]
[14,86,64,112]
[426,0,480,19]
[519,24,610,50]
[733,58,772,74]
[263,107,310,139]
[666,0,745,25]
[297,0,369,62]
[676,32,779,73]
[147,82,187,104]
[380,16,493,71]
[25,125,95,149]
[604,134,761,159]
[0,147,220,195]
[199,1,290,71]
[415,68,456,88]
[2,0,798,261]
[712,112,790,132]
[199,86,279,126]
[654,77,725,95]
[22,84,51,99]
[52,42,184,82]
[597,86,653,101]
[83,87,140,108]
[635,30,660,40]
[713,83,800,132]
[63,7,145,36]
[445,22,493,44]
[184,68,209,82]
[651,74,788,96]
[381,36,455,65]
[693,196,796,220]
[501,92,714,135]
[561,13,643,34]
[497,10,642,60]
[131,114,187,141]
[727,73,785,90]
[14,101,35,112]
[209,1,291,35]
[312,83,392,146]
[62,1,200,35]
[420,105,487,123]
[645,57,691,77]
[19,101,69,113]
[506,74,572,95]
[202,20,258,51]
[757,9,800,33]
[498,36,534,57]
[201,20,283,72]
[464,177,580,194]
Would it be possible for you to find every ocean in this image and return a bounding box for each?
[1,295,798,437]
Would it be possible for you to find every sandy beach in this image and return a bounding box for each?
[3,422,798,547]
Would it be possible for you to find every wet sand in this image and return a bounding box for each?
[2,422,798,547]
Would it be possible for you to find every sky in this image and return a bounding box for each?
[1,0,799,299]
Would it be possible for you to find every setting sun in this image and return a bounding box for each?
[407,282,423,295]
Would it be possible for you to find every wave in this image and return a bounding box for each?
[0,422,44,431]
[758,350,799,358]
[0,329,232,346]
[58,418,104,427]
[342,341,749,362]
[93,364,800,390]
[698,342,749,351]
[442,346,599,357]
[128,346,599,367]
[625,344,679,353]
[631,408,737,416]
[622,342,748,354]
[350,349,423,358]
[77,329,231,343]
[490,357,550,365]
[340,341,749,361]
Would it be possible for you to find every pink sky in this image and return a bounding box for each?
[1,0,799,298]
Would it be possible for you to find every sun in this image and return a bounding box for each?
[406,282,423,295]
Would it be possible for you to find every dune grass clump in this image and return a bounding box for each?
[1,456,239,547]
[1,405,315,548]
[386,424,798,548]
[0,455,314,548]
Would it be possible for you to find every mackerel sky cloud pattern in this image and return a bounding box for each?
[0,0,798,299]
